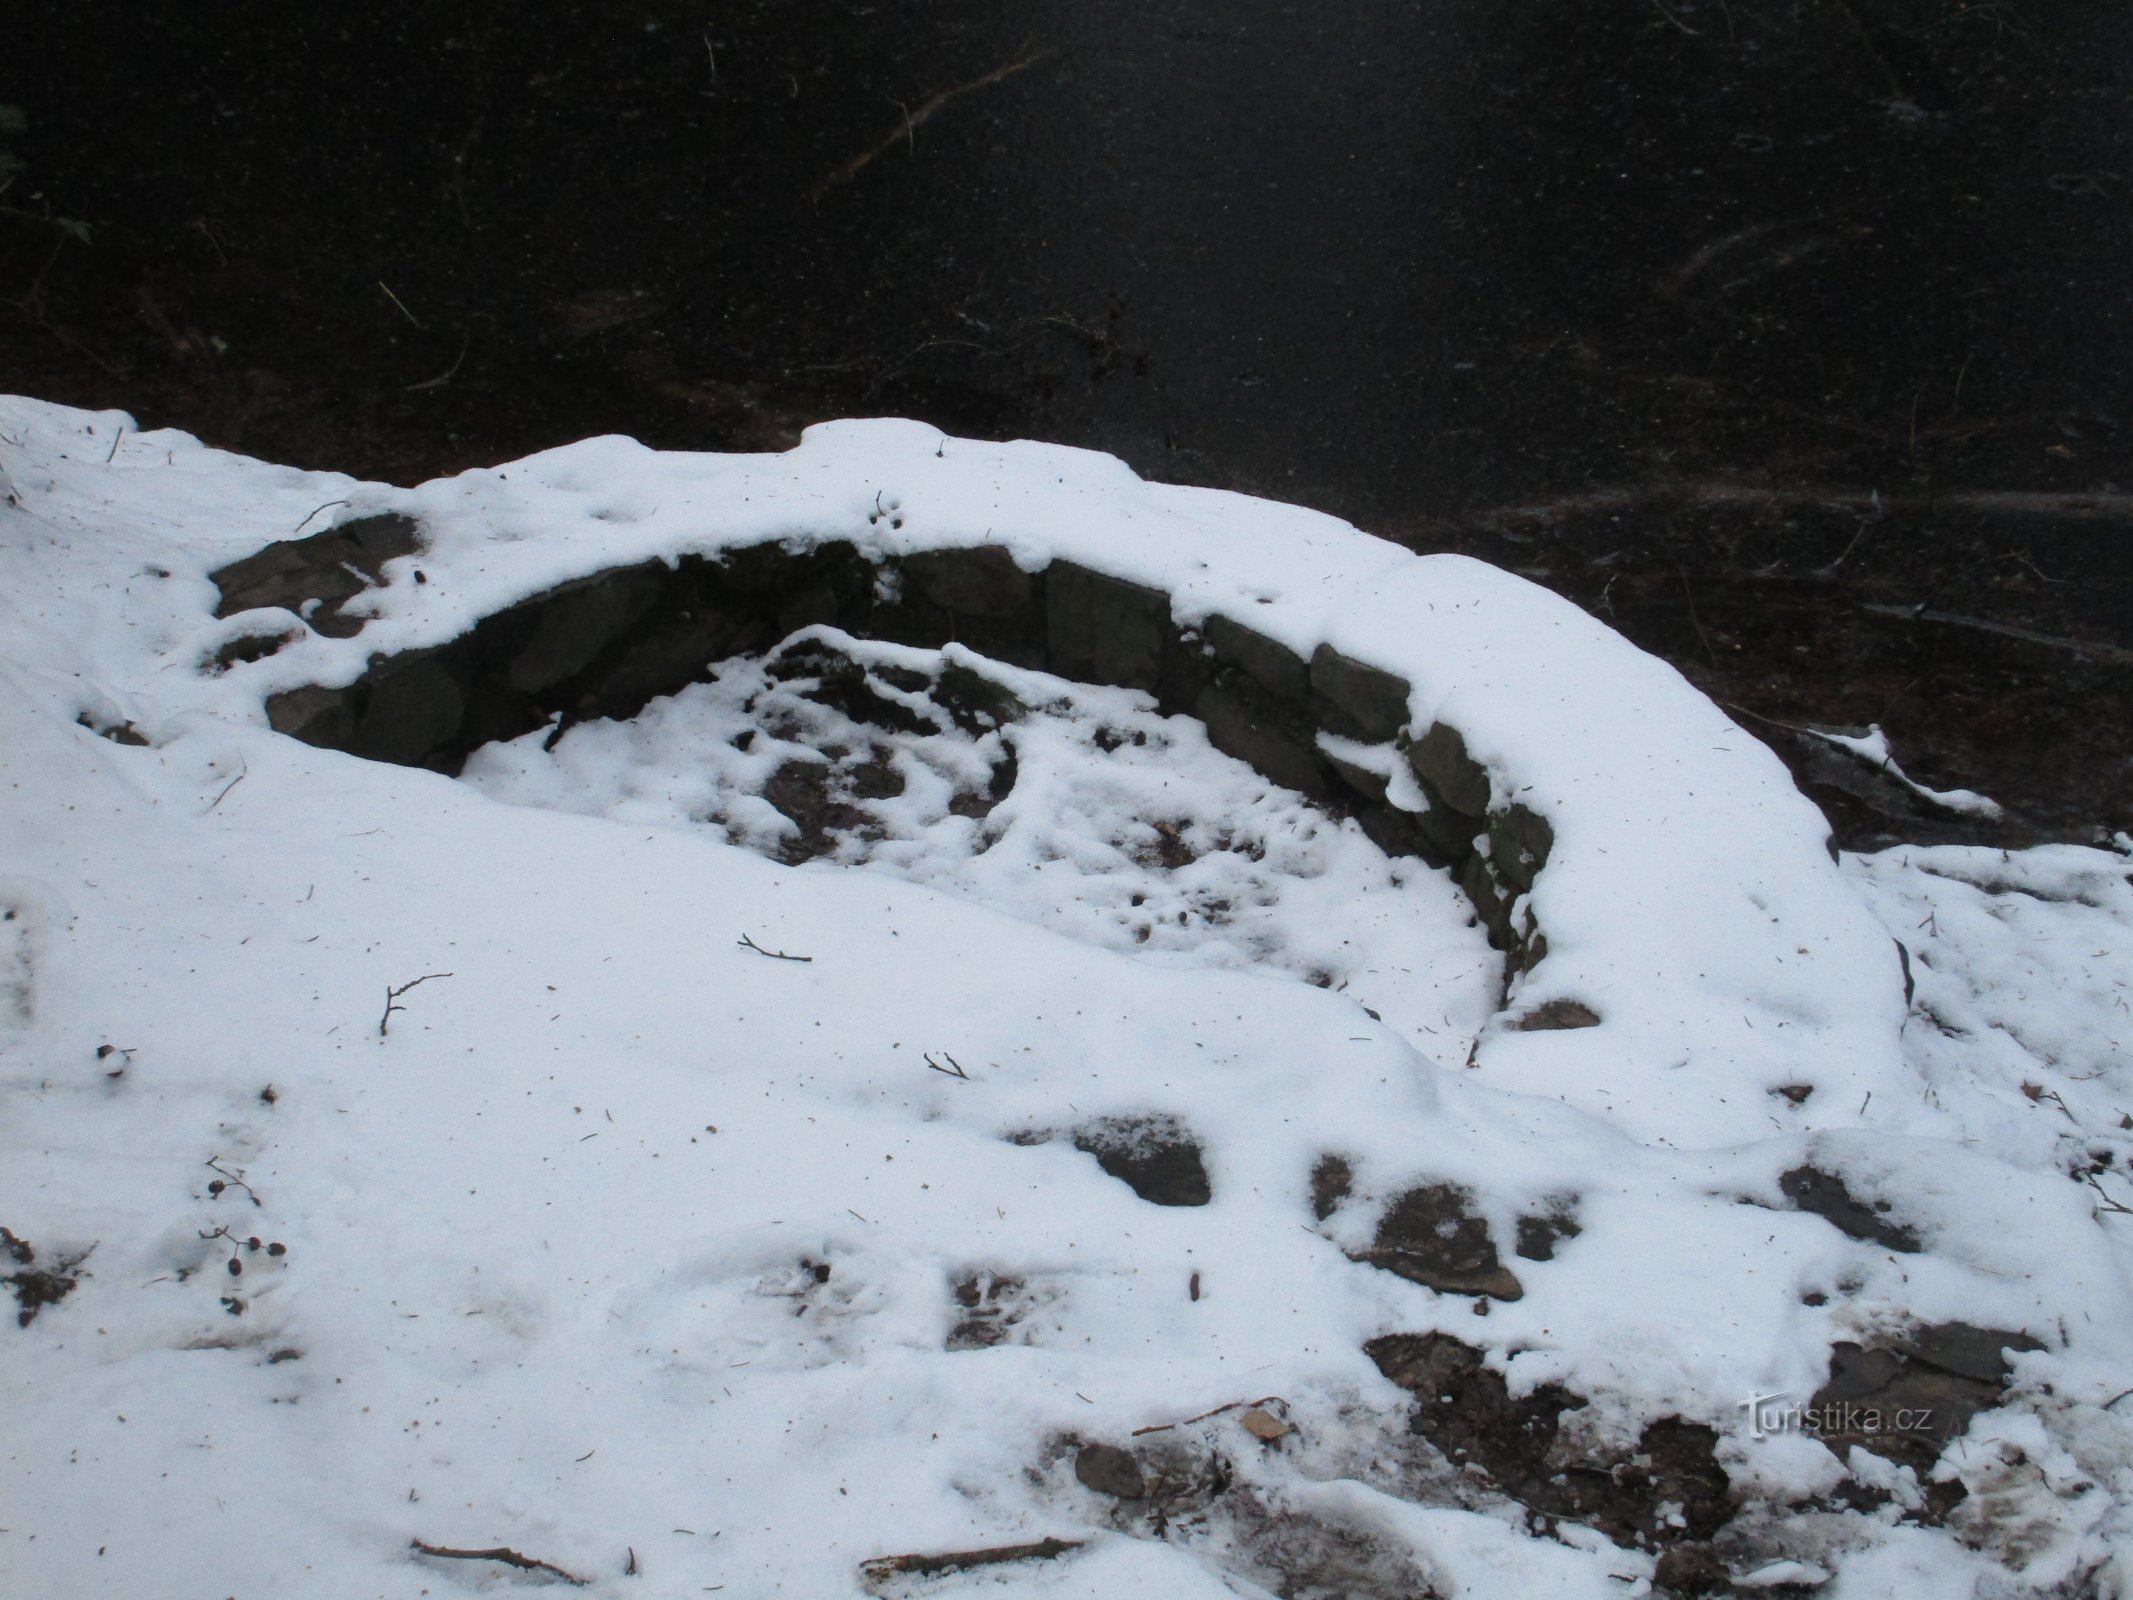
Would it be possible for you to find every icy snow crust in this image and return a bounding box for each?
[2,395,2131,1597]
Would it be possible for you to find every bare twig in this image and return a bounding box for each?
[380,972,454,1037]
[206,765,247,812]
[813,49,1051,199]
[923,1051,969,1080]
[410,1541,587,1587]
[860,1538,1083,1582]
[205,1156,263,1208]
[292,498,349,534]
[737,933,812,963]
[1131,1394,1289,1438]
[104,425,125,464]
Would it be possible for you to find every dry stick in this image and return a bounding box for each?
[1131,1394,1289,1438]
[812,49,1051,200]
[410,1541,587,1587]
[736,933,812,963]
[380,972,454,1038]
[860,1538,1083,1581]
[104,425,124,464]
[292,498,349,535]
[923,1051,969,1080]
[205,768,247,813]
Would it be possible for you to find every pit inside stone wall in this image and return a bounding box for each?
[221,517,1564,992]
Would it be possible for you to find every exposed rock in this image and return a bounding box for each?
[1193,682,1330,799]
[1779,1165,1922,1253]
[1460,852,1518,947]
[1808,1323,2044,1476]
[350,648,468,767]
[1204,614,1311,702]
[1319,745,1391,805]
[1487,804,1555,893]
[900,545,1038,618]
[210,511,423,638]
[209,627,301,672]
[934,661,1027,733]
[1046,560,1171,693]
[1073,1442,1146,1499]
[1366,1331,1733,1549]
[1409,721,1492,818]
[501,563,667,696]
[1354,1183,1523,1300]
[1070,1114,1211,1207]
[1309,1153,1354,1221]
[1514,1204,1582,1261]
[1309,644,1412,743]
[1508,998,1602,1032]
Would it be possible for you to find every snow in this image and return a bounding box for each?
[2,394,2131,1597]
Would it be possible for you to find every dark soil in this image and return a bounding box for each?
[5,2,2128,845]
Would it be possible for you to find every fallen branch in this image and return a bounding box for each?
[380,972,454,1037]
[860,1537,1082,1584]
[737,933,811,963]
[1131,1394,1289,1438]
[410,1540,587,1586]
[923,1051,969,1080]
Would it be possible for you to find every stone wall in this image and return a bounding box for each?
[223,522,1561,980]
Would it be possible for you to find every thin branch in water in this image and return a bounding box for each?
[408,330,471,393]
[812,49,1052,200]
[737,933,812,963]
[377,281,425,330]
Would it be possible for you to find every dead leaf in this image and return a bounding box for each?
[1239,1407,1289,1441]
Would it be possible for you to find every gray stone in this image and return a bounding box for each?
[1070,1115,1210,1207]
[900,545,1038,618]
[1046,561,1172,692]
[1309,644,1412,743]
[1409,722,1492,818]
[504,564,666,695]
[211,512,423,638]
[1809,1326,2043,1475]
[351,651,466,766]
[266,683,356,748]
[1352,1183,1523,1300]
[1460,851,1517,946]
[1073,1442,1145,1499]
[1193,684,1330,798]
[1321,747,1391,805]
[1779,1165,1922,1254]
[1205,615,1311,703]
[1486,804,1555,893]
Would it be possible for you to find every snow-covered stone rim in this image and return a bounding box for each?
[202,418,1905,1150]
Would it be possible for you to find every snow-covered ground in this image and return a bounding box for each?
[2,395,2130,1598]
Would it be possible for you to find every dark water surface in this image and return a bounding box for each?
[5,2,2128,841]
